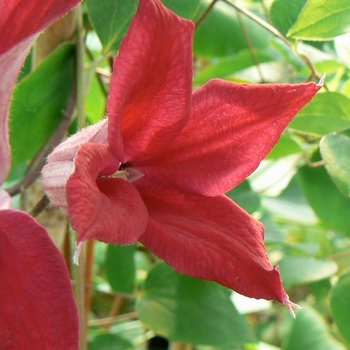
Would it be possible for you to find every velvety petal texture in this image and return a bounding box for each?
[42,0,321,313]
[108,0,194,162]
[0,210,79,349]
[136,79,322,196]
[136,177,286,301]
[67,143,148,244]
[42,120,108,210]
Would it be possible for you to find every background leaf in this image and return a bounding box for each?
[320,133,350,196]
[289,92,350,135]
[136,263,255,347]
[194,1,271,57]
[330,271,350,346]
[270,0,308,36]
[297,153,350,236]
[283,304,346,350]
[278,256,337,287]
[287,0,350,40]
[87,0,138,53]
[105,244,135,294]
[9,44,74,167]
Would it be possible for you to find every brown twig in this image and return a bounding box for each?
[235,8,265,82]
[29,194,50,217]
[84,240,95,319]
[195,0,219,29]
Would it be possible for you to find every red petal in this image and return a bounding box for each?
[107,0,194,162]
[136,79,321,196]
[67,143,148,244]
[42,120,108,211]
[136,177,289,303]
[0,209,79,349]
[0,0,81,55]
[0,0,81,184]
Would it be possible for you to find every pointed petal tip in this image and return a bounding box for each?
[317,73,326,88]
[283,294,302,318]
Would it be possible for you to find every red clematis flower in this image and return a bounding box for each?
[43,0,321,316]
[0,0,81,348]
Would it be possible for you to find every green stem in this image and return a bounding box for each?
[73,240,87,350]
[74,6,87,349]
[76,4,86,130]
[195,0,219,29]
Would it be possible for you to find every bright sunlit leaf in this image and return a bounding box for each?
[287,0,350,40]
[290,92,350,135]
[270,0,308,36]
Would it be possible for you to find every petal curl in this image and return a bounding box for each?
[136,79,321,196]
[0,209,78,349]
[67,143,148,244]
[46,119,108,163]
[0,0,81,185]
[108,0,194,162]
[136,177,290,303]
[42,120,108,210]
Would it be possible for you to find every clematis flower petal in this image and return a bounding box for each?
[0,0,82,185]
[66,143,148,244]
[136,177,290,303]
[0,210,79,349]
[107,0,194,162]
[135,79,321,196]
[42,119,108,210]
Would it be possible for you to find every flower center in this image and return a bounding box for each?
[98,163,144,183]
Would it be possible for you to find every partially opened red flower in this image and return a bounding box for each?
[43,0,322,316]
[0,0,81,348]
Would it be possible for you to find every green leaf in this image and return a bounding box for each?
[9,44,74,167]
[162,0,202,20]
[262,175,317,223]
[261,212,286,243]
[194,1,271,57]
[287,0,350,40]
[105,244,135,294]
[87,0,138,54]
[136,263,255,347]
[89,333,133,350]
[278,256,337,287]
[86,74,106,124]
[320,133,350,196]
[297,153,350,236]
[266,134,301,159]
[270,0,308,36]
[283,304,346,350]
[226,180,260,214]
[330,271,350,346]
[194,50,273,85]
[289,92,350,135]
